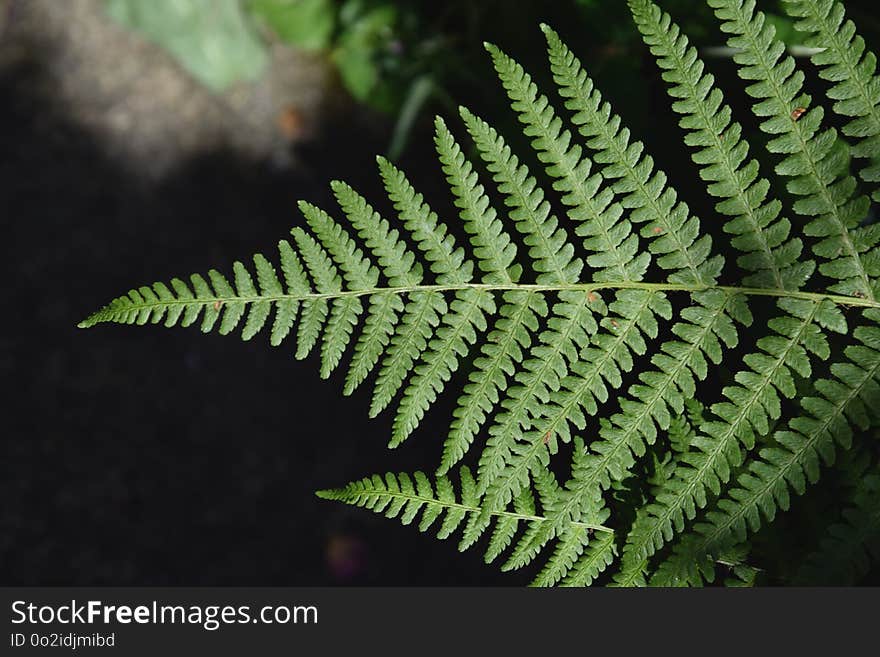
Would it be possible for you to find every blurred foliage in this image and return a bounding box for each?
[248,0,336,51]
[107,0,868,157]
[106,0,268,91]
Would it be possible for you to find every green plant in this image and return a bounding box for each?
[81,0,880,586]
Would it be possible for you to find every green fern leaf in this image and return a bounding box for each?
[79,6,880,587]
[541,24,722,287]
[316,467,613,567]
[783,0,880,201]
[653,310,880,586]
[618,298,846,581]
[629,0,814,291]
[708,0,875,299]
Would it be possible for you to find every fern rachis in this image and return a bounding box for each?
[80,0,880,586]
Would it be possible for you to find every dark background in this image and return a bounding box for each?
[3,0,879,586]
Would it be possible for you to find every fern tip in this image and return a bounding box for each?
[77,309,106,329]
[328,179,348,194]
[538,23,558,41]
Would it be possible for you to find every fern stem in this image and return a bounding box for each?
[80,281,880,328]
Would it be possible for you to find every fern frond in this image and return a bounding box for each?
[290,226,360,378]
[470,42,727,545]
[443,290,548,473]
[485,43,648,284]
[483,487,537,564]
[393,288,495,445]
[79,9,880,587]
[515,30,756,578]
[541,24,722,286]
[617,298,847,582]
[456,31,686,576]
[477,287,599,499]
[783,0,880,201]
[375,160,488,446]
[315,467,613,565]
[477,45,686,525]
[709,0,875,300]
[559,531,617,587]
[425,119,536,461]
[344,291,402,396]
[455,107,601,500]
[434,119,521,284]
[329,180,438,408]
[530,525,592,587]
[297,202,380,378]
[652,310,880,586]
[470,26,721,574]
[484,288,673,566]
[373,160,472,286]
[629,0,813,291]
[539,291,673,448]
[668,399,705,455]
[458,109,583,286]
[544,290,750,542]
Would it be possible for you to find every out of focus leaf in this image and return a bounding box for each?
[106,0,268,91]
[248,0,335,51]
[333,1,397,103]
[387,75,434,160]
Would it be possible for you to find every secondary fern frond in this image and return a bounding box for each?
[629,0,814,291]
[329,181,445,419]
[783,0,880,201]
[473,29,764,578]
[316,467,612,576]
[521,21,769,583]
[652,310,880,586]
[486,43,648,284]
[709,0,876,300]
[456,106,600,497]
[542,24,722,287]
[434,116,549,469]
[475,44,669,523]
[618,298,847,582]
